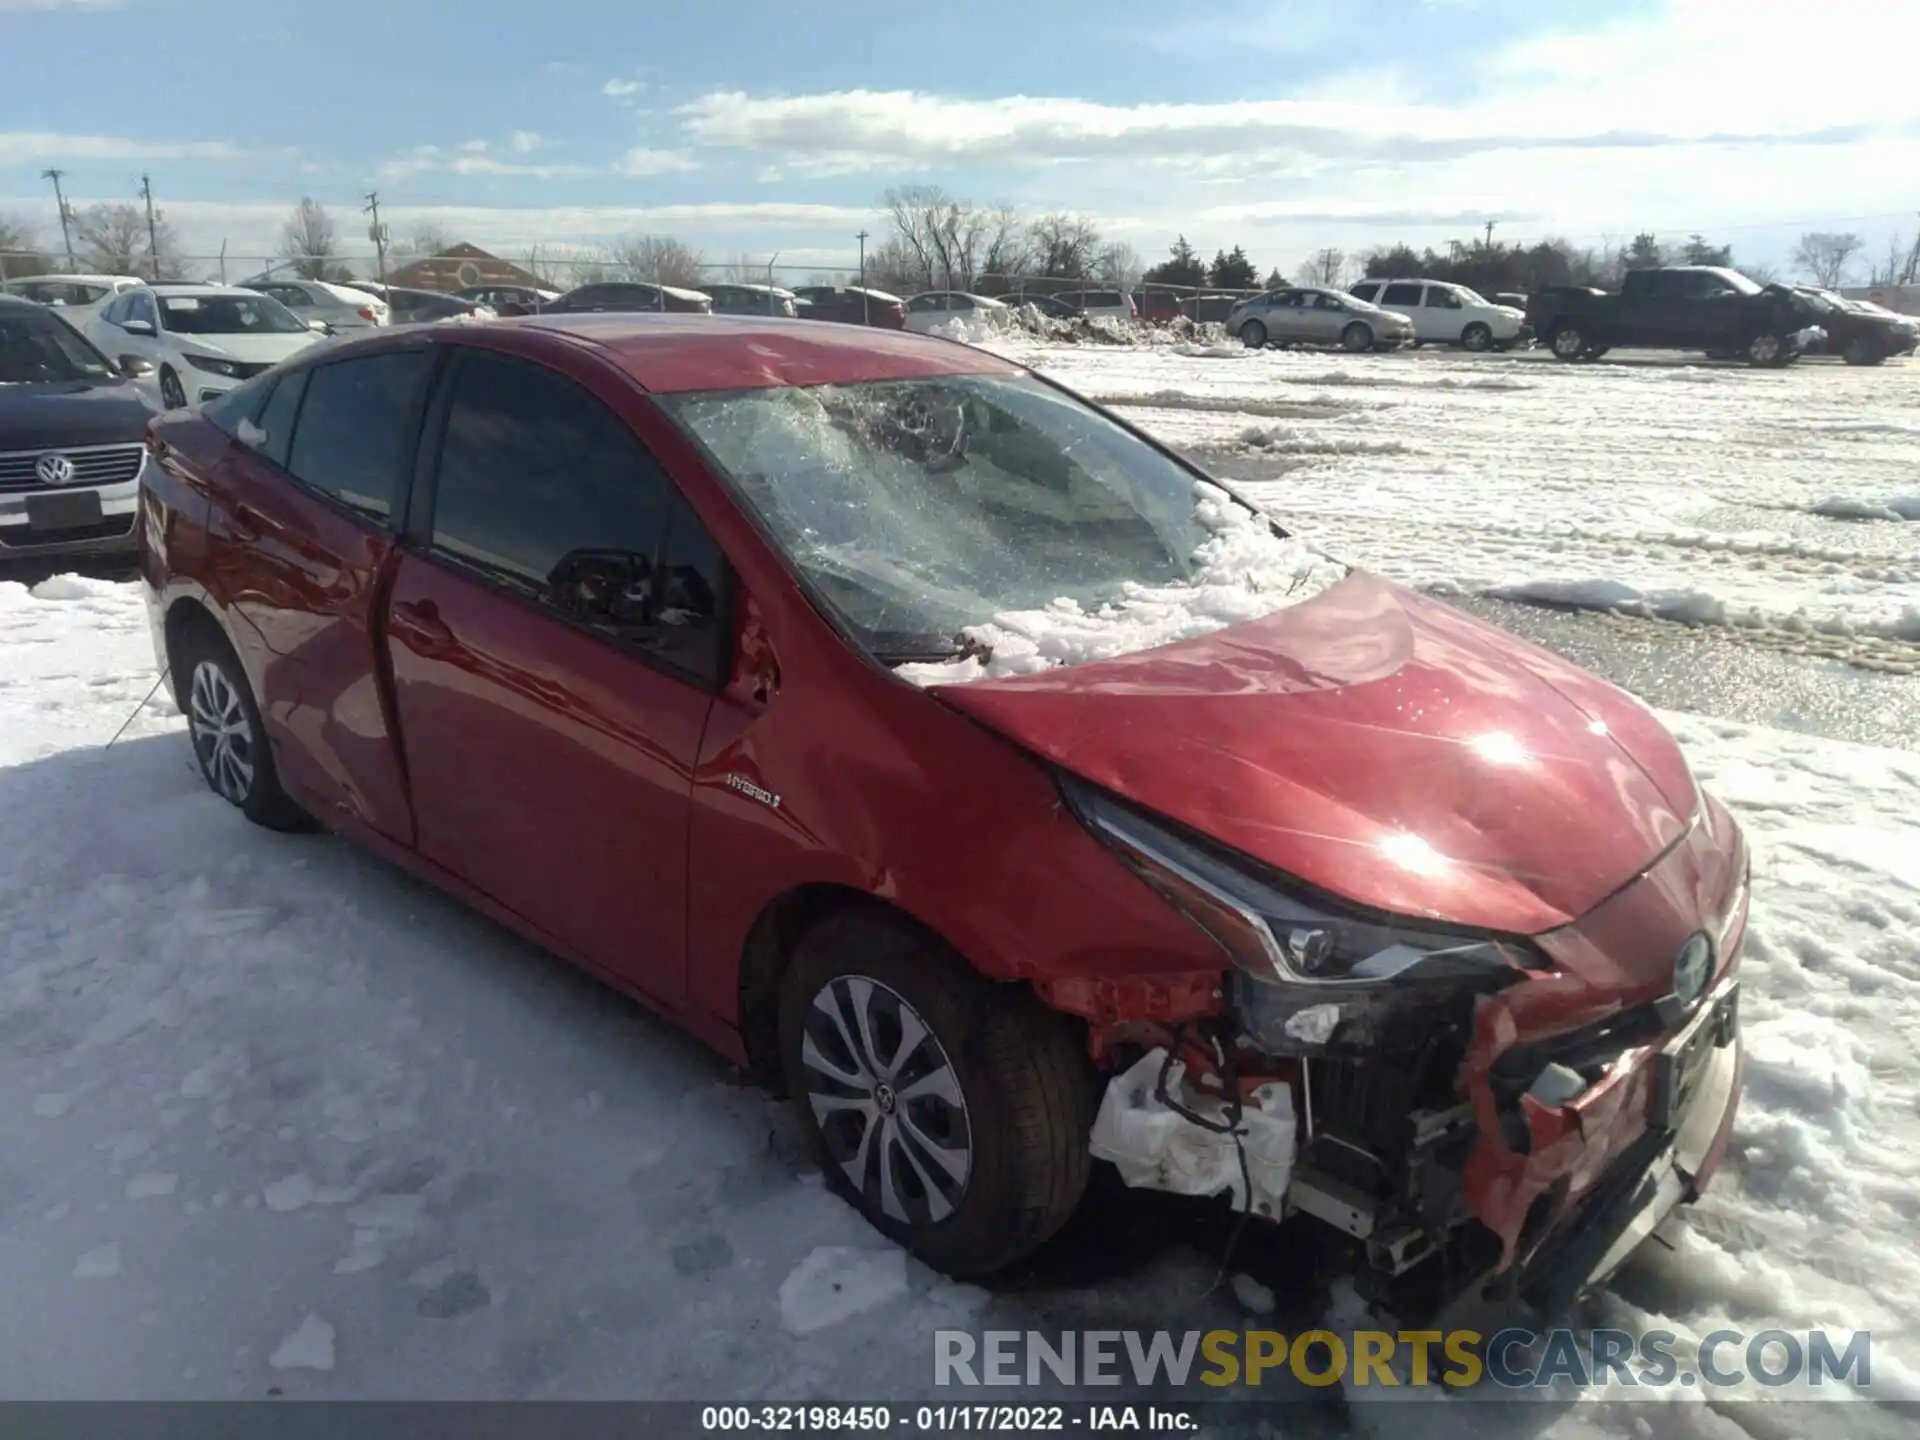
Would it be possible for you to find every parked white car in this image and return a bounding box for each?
[2,273,145,332]
[1053,287,1137,323]
[243,278,389,332]
[1347,279,1528,351]
[902,291,1009,334]
[85,284,324,409]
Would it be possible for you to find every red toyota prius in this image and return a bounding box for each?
[138,314,1745,1318]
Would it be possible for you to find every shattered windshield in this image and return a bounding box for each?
[662,373,1346,673]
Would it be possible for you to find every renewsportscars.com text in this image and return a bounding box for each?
[934,1328,1872,1392]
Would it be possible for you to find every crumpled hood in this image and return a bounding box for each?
[931,572,1696,936]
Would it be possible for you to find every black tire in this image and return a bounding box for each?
[1341,322,1373,353]
[1461,322,1493,352]
[1745,332,1792,368]
[176,623,312,831]
[1842,336,1884,366]
[1238,319,1267,349]
[159,366,187,410]
[1548,322,1591,361]
[779,908,1097,1279]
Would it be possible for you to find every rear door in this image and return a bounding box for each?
[206,345,434,841]
[1265,289,1309,340]
[1379,281,1426,339]
[384,347,727,1005]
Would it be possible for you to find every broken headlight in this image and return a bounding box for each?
[1061,774,1533,990]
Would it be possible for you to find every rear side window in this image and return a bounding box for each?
[427,352,725,682]
[1349,282,1381,302]
[286,351,430,521]
[203,372,280,442]
[250,368,308,468]
[1381,282,1423,307]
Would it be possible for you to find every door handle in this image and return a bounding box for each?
[391,598,455,651]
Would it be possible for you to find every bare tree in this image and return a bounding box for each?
[1740,262,1781,285]
[715,251,769,284]
[1293,247,1348,286]
[1790,231,1863,289]
[1096,241,1142,290]
[1028,213,1102,279]
[864,235,930,296]
[609,235,705,288]
[74,203,181,277]
[278,198,345,281]
[0,213,50,279]
[882,185,1000,291]
[1869,233,1910,286]
[388,223,453,263]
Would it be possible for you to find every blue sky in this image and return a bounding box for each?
[4,0,1918,282]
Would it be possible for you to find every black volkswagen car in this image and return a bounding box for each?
[0,295,157,563]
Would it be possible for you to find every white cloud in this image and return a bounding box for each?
[619,148,698,177]
[376,142,596,182]
[508,130,545,155]
[0,132,247,164]
[602,78,643,98]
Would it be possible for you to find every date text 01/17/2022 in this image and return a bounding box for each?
[698,1405,1199,1432]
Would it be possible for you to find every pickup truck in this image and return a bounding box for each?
[1527,266,1815,366]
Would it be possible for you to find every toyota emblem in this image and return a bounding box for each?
[35,452,77,486]
[1674,933,1714,1007]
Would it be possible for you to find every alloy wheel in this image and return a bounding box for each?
[1552,327,1586,359]
[160,368,187,409]
[188,659,256,804]
[799,975,972,1226]
[1462,324,1492,351]
[1749,334,1782,365]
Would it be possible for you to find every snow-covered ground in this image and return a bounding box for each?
[1007,342,1920,653]
[4,341,1920,1431]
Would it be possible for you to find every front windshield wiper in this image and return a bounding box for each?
[871,633,992,667]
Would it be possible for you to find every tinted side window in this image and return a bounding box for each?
[251,368,308,468]
[1349,282,1381,302]
[428,353,725,680]
[1381,282,1423,307]
[286,351,429,521]
[203,372,280,442]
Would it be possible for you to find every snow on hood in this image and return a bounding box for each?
[897,482,1348,686]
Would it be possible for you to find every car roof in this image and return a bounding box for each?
[4,272,141,287]
[143,283,259,298]
[503,312,1022,393]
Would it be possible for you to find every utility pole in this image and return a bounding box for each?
[363,190,389,291]
[856,228,869,325]
[43,169,77,269]
[1483,218,1496,252]
[139,174,161,278]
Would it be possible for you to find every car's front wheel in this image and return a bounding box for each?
[1549,322,1591,361]
[1746,332,1793,368]
[1341,321,1374,352]
[159,366,187,410]
[1460,322,1493,351]
[780,909,1096,1279]
[178,625,312,831]
[1238,319,1267,349]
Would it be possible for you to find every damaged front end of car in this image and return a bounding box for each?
[1048,773,1748,1324]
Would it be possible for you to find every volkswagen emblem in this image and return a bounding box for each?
[1675,933,1713,1007]
[35,452,76,486]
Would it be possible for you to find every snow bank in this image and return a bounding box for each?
[1810,494,1920,522]
[1234,423,1417,456]
[897,482,1347,685]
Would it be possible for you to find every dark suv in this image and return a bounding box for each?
[0,295,157,563]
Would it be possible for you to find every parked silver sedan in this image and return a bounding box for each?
[242,278,390,332]
[1227,286,1414,352]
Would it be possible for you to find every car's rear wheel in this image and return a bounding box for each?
[159,366,187,410]
[1341,321,1374,353]
[178,625,312,831]
[1238,319,1267,349]
[1549,323,1591,361]
[779,909,1097,1279]
[1842,335,1885,366]
[1461,322,1493,351]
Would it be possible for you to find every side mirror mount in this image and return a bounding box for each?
[122,318,155,337]
[119,355,155,379]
